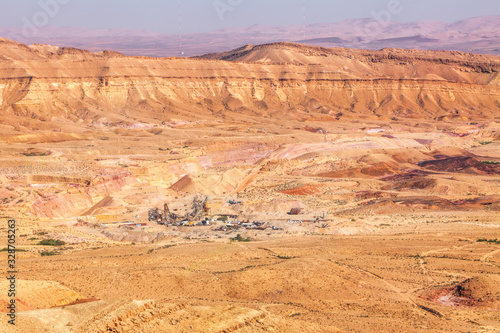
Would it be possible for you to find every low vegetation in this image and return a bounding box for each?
[37,239,66,246]
[40,250,60,256]
[477,238,500,244]
[276,255,295,260]
[22,151,50,156]
[0,248,27,252]
[230,234,251,242]
[148,244,176,254]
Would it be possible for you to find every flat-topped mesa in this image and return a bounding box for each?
[0,38,498,128]
[198,42,499,70]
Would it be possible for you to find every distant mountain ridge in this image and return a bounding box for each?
[0,16,498,57]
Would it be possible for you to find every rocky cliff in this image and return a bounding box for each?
[0,39,498,129]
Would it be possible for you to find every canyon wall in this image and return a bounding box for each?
[0,39,498,126]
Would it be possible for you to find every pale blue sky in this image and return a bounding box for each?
[1,0,499,34]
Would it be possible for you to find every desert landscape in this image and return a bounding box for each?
[0,36,499,332]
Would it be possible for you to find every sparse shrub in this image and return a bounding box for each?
[479,141,494,145]
[41,250,60,256]
[0,248,27,252]
[22,151,50,157]
[230,234,250,242]
[276,255,294,260]
[37,239,66,246]
[477,238,500,244]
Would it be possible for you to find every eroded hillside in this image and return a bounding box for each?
[0,39,499,134]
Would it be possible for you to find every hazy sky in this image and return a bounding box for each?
[1,0,499,34]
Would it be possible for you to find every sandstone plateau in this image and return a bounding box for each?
[0,39,499,133]
[0,38,499,332]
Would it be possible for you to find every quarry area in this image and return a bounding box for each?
[0,38,499,332]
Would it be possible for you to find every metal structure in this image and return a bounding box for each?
[186,195,207,221]
[148,208,161,222]
[151,195,209,225]
[161,202,178,225]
